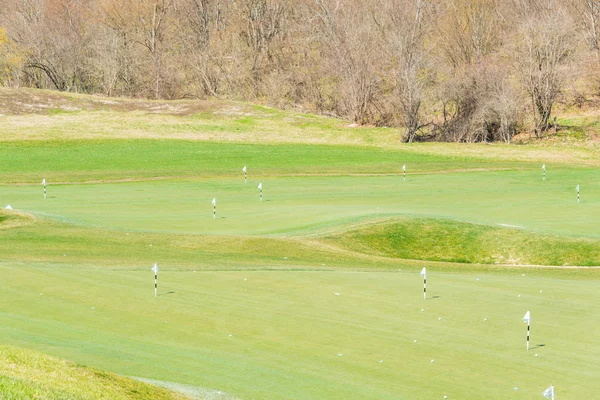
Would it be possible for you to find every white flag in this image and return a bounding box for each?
[212,198,216,206]
[243,166,247,173]
[542,385,553,398]
[523,311,531,323]
[542,164,545,171]
[258,183,262,190]
[151,263,158,273]
[402,165,406,172]
[420,267,426,278]
[5,205,12,210]
[576,185,580,192]
[42,179,46,185]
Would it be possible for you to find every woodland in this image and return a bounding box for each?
[1,0,600,142]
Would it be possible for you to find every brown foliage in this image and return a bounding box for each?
[0,0,591,141]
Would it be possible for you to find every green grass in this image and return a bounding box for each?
[0,139,538,184]
[0,345,188,399]
[1,89,600,399]
[328,217,600,266]
[1,169,599,237]
[1,267,599,399]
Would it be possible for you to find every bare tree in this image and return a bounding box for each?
[377,0,434,142]
[513,6,579,135]
[307,0,379,123]
[570,0,600,59]
[105,0,174,99]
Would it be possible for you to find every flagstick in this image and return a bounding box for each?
[526,318,530,351]
[260,188,263,202]
[152,263,158,297]
[423,276,426,300]
[551,385,554,400]
[213,203,216,219]
[577,189,580,204]
[245,170,247,183]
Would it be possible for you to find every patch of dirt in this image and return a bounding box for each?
[0,87,247,117]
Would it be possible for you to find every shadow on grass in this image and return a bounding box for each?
[158,291,176,296]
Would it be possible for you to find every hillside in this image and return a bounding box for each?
[0,345,191,400]
[0,87,598,169]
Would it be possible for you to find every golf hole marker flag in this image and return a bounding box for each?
[542,164,546,181]
[212,198,216,219]
[523,310,531,350]
[258,182,263,202]
[420,267,427,300]
[243,166,247,183]
[576,185,580,204]
[542,385,554,399]
[402,165,406,181]
[42,179,46,198]
[151,263,159,297]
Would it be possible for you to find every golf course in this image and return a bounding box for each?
[1,88,599,399]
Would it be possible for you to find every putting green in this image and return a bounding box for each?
[2,169,599,237]
[1,267,599,399]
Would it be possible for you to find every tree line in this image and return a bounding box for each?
[1,0,598,142]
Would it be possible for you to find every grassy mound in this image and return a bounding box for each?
[0,345,190,399]
[327,217,600,266]
[0,209,35,230]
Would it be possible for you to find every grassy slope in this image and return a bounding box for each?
[0,346,189,399]
[327,217,600,266]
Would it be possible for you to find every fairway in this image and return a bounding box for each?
[1,92,600,399]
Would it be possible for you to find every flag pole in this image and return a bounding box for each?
[542,164,546,181]
[403,165,406,182]
[577,185,580,204]
[152,263,158,297]
[420,267,427,300]
[43,179,46,199]
[212,198,216,219]
[258,183,263,202]
[243,166,247,183]
[526,312,530,351]
[552,385,554,400]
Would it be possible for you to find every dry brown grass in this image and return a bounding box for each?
[1,87,598,166]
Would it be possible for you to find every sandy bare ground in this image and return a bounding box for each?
[131,377,243,400]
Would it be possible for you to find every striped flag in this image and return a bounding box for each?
[151,263,159,297]
[420,267,426,300]
[212,198,216,219]
[243,166,247,183]
[523,310,531,350]
[542,385,554,399]
[258,182,263,202]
